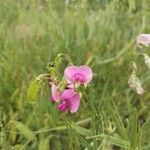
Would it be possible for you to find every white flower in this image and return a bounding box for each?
[137,34,150,47]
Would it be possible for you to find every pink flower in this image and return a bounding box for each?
[137,34,150,47]
[49,64,92,113]
[58,89,80,113]
[64,65,93,86]
[50,83,61,102]
[50,84,80,113]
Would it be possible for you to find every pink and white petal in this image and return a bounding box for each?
[49,96,55,103]
[79,65,93,84]
[61,89,74,100]
[67,84,74,89]
[69,93,80,113]
[64,65,79,84]
[51,84,61,102]
[58,101,69,112]
[137,34,150,47]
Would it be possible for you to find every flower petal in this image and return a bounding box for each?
[58,100,69,112]
[61,89,74,100]
[79,65,93,84]
[137,34,150,47]
[60,89,80,113]
[64,65,78,84]
[69,93,80,113]
[67,84,74,89]
[51,83,61,102]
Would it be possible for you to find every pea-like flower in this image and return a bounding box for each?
[58,89,80,113]
[49,65,93,113]
[64,65,93,87]
[50,84,80,113]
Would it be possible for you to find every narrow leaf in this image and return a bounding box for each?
[73,124,91,136]
[13,121,35,140]
[39,136,51,150]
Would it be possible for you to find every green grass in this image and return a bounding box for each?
[0,0,150,149]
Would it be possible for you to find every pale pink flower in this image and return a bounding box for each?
[64,65,93,86]
[137,34,150,47]
[50,83,62,102]
[49,65,92,113]
[58,89,80,113]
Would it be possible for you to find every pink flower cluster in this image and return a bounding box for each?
[49,65,93,113]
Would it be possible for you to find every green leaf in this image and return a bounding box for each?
[27,79,40,103]
[67,123,93,150]
[108,135,130,148]
[73,124,91,136]
[128,110,139,149]
[141,116,150,130]
[108,100,127,140]
[128,0,136,12]
[39,135,51,150]
[54,53,64,72]
[12,121,35,140]
[78,134,94,150]
[86,134,130,148]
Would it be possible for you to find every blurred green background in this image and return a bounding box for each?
[0,0,150,149]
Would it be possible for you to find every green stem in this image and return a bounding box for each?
[5,117,92,135]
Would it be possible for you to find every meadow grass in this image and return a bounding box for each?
[0,0,150,149]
